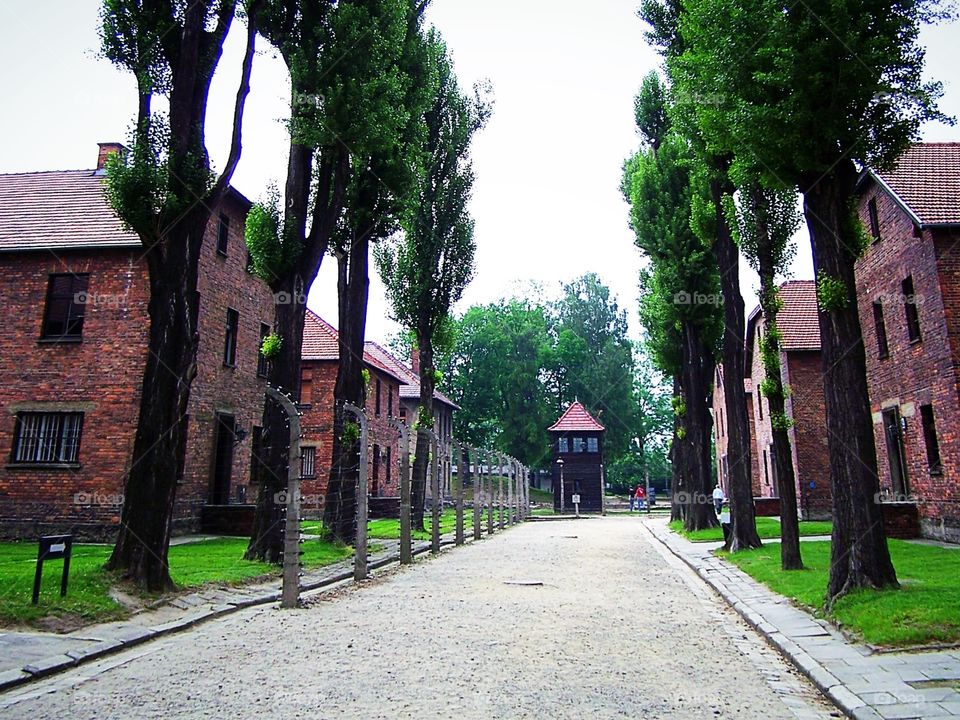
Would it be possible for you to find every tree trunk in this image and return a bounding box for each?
[323,234,371,543]
[669,376,686,523]
[106,211,207,592]
[681,321,719,531]
[711,176,762,551]
[245,276,306,562]
[410,335,435,532]
[800,160,898,603]
[753,207,803,570]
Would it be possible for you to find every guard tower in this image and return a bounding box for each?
[549,401,605,513]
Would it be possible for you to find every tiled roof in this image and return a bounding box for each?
[744,280,820,376]
[869,143,960,226]
[548,401,605,432]
[776,280,820,351]
[362,341,459,410]
[302,311,407,385]
[0,170,139,251]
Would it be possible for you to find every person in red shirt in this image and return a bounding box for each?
[635,484,646,510]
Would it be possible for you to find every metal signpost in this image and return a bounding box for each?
[32,534,72,605]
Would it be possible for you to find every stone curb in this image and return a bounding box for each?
[645,524,855,719]
[0,521,522,695]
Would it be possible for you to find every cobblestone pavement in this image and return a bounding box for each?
[647,517,960,720]
[0,517,837,719]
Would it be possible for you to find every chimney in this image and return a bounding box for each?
[96,142,126,173]
[411,347,421,377]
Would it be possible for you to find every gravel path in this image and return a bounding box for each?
[0,517,837,719]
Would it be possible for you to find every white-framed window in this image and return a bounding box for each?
[301,446,316,478]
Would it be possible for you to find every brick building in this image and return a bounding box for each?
[855,142,960,543]
[297,311,406,518]
[713,280,831,519]
[0,143,274,539]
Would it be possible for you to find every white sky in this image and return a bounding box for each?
[0,1,957,343]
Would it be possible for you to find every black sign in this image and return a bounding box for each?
[32,534,73,605]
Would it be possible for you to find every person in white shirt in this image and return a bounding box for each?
[712,484,725,516]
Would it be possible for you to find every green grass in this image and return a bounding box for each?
[669,517,833,542]
[528,487,553,504]
[723,540,960,647]
[0,537,352,629]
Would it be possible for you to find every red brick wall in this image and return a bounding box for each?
[856,182,960,542]
[0,194,273,539]
[783,351,832,519]
[713,367,763,498]
[299,360,402,519]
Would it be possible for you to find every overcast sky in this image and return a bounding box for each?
[1,1,957,343]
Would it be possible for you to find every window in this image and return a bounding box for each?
[872,302,889,359]
[299,368,313,406]
[249,426,263,483]
[257,323,270,378]
[587,436,599,453]
[42,274,89,340]
[903,276,922,343]
[223,308,239,366]
[301,446,316,478]
[920,405,942,475]
[11,412,83,464]
[387,388,393,417]
[572,437,585,453]
[399,405,407,421]
[375,379,382,416]
[216,213,230,256]
[758,393,764,421]
[557,437,569,453]
[867,198,881,242]
[372,444,380,481]
[386,446,392,482]
[763,449,770,486]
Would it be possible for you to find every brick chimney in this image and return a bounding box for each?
[411,347,421,376]
[96,142,126,173]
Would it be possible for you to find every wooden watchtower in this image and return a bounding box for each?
[549,401,605,513]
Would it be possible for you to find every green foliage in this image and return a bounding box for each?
[634,71,672,149]
[342,421,360,446]
[245,186,300,282]
[671,395,687,417]
[676,426,687,440]
[726,184,801,278]
[816,275,850,312]
[260,333,282,359]
[770,411,794,432]
[361,368,371,389]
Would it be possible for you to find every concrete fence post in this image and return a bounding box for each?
[267,385,302,610]
[454,440,465,545]
[343,402,368,582]
[486,450,494,535]
[391,418,412,565]
[471,446,481,540]
[429,431,440,554]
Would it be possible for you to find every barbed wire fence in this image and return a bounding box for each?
[280,406,530,606]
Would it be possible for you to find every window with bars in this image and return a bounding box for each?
[587,436,599,453]
[386,446,392,482]
[217,213,230,256]
[557,437,569,453]
[42,274,89,340]
[224,308,239,366]
[11,412,84,464]
[301,446,316,478]
[375,379,381,416]
[257,323,270,378]
[387,388,393,417]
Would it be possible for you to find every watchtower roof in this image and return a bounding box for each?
[548,401,605,432]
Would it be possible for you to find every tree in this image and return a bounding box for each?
[728,184,804,568]
[323,1,436,543]
[548,274,637,459]
[101,0,260,590]
[445,300,554,465]
[630,345,674,496]
[623,126,723,531]
[377,33,491,531]
[674,0,950,601]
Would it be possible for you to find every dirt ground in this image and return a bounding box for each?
[0,516,838,719]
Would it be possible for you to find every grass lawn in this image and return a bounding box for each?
[0,537,352,629]
[669,517,833,543]
[723,540,960,647]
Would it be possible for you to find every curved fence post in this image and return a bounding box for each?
[343,402,368,582]
[426,429,441,554]
[266,385,302,610]
[470,446,481,540]
[390,418,412,565]
[496,453,505,530]
[506,456,514,526]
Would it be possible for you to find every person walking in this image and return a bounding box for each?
[712,484,725,516]
[635,484,645,511]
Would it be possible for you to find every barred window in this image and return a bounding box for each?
[257,323,270,378]
[12,412,84,464]
[224,308,239,366]
[301,446,316,479]
[587,437,599,453]
[558,437,569,453]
